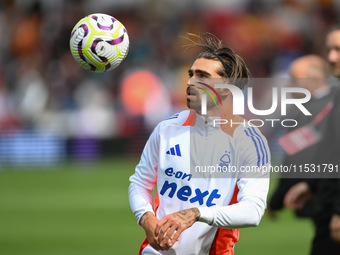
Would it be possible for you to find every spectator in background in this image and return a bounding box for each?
[269,55,332,219]
[284,28,340,255]
[327,28,340,79]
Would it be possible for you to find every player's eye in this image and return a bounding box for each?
[188,70,193,77]
[197,73,207,79]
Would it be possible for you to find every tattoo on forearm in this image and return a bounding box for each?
[175,208,200,226]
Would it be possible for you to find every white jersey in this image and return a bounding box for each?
[129,110,270,255]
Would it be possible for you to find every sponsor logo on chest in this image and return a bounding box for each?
[159,167,221,207]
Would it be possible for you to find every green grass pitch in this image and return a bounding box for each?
[0,158,313,254]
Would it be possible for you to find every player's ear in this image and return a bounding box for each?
[219,88,231,97]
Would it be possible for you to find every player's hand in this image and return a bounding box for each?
[154,208,200,249]
[284,182,312,210]
[330,214,340,243]
[140,212,169,251]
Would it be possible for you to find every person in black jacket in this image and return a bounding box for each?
[268,54,332,218]
[284,28,340,255]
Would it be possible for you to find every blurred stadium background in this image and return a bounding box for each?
[0,0,338,254]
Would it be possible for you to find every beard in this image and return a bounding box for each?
[186,93,227,115]
[186,85,228,114]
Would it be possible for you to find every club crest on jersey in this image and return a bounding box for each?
[219,151,231,168]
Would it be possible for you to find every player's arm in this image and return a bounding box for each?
[196,129,270,228]
[198,175,269,228]
[128,124,165,250]
[129,123,161,223]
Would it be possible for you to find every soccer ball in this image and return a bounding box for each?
[70,13,129,72]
